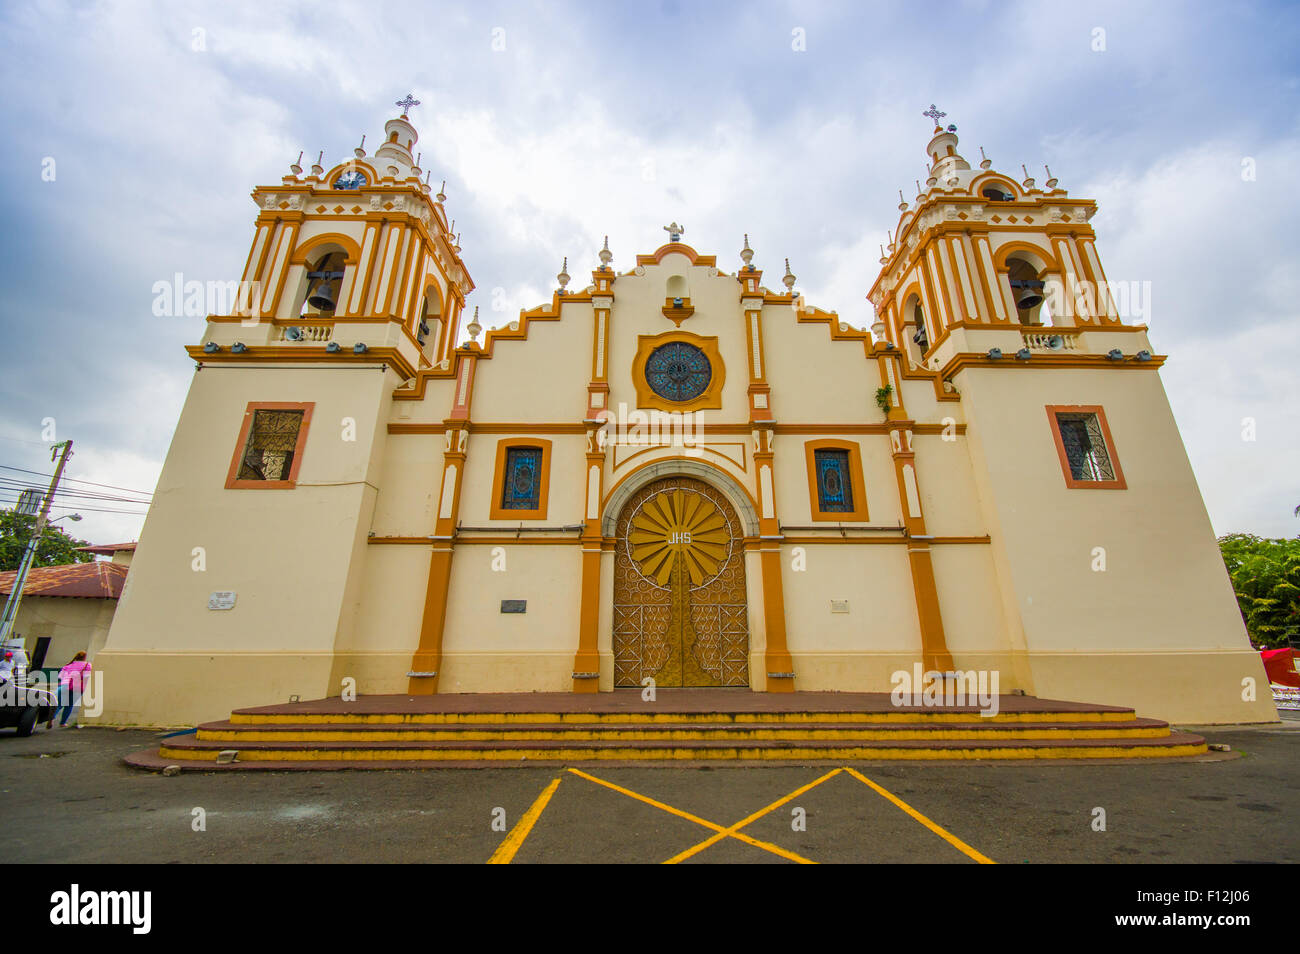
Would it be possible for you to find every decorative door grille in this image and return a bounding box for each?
[612,476,749,687]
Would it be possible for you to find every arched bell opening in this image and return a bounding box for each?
[295,247,349,318]
[1007,255,1050,326]
[900,294,929,365]
[416,287,444,362]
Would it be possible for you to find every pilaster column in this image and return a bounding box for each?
[408,348,478,694]
[572,422,607,692]
[882,353,954,672]
[573,269,615,691]
[752,424,794,692]
[741,286,773,422]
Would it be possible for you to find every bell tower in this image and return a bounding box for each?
[94,96,477,722]
[864,111,1273,721]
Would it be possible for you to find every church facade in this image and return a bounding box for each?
[93,105,1275,726]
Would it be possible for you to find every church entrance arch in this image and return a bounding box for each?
[612,475,750,687]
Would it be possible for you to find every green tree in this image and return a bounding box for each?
[0,509,94,571]
[1217,533,1300,649]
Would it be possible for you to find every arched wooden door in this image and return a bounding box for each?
[612,476,749,687]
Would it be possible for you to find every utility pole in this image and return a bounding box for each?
[0,440,73,645]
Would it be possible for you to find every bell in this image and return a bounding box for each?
[1011,280,1043,310]
[307,279,337,311]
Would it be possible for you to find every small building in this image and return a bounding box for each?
[0,545,133,669]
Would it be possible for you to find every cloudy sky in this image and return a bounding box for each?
[0,0,1296,546]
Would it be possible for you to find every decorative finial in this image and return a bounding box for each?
[663,222,684,242]
[436,179,446,203]
[782,258,796,292]
[1021,164,1036,189]
[879,244,888,265]
[1044,165,1058,189]
[467,305,481,343]
[311,151,324,176]
[922,104,947,127]
[740,233,754,267]
[355,135,366,159]
[453,233,461,253]
[557,257,570,292]
[290,151,303,175]
[887,229,895,251]
[979,146,991,170]
[598,235,613,269]
[396,93,421,117]
[898,189,908,212]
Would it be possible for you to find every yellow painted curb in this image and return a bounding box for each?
[159,741,1207,763]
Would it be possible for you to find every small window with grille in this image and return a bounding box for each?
[226,403,314,489]
[1047,406,1126,489]
[804,440,869,520]
[500,447,542,510]
[490,439,552,519]
[815,449,854,512]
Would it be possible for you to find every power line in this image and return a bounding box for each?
[0,464,155,497]
[0,500,150,516]
[0,480,152,506]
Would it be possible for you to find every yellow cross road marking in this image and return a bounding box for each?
[844,767,996,864]
[566,767,816,864]
[663,768,843,864]
[488,776,562,864]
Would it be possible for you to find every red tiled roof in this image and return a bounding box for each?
[76,542,137,556]
[0,561,128,599]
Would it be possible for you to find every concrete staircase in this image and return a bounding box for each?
[124,691,1207,770]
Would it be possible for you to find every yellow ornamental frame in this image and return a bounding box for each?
[632,331,726,413]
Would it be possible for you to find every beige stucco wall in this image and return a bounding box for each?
[94,363,402,725]
[439,543,583,692]
[954,364,1275,722]
[12,596,116,670]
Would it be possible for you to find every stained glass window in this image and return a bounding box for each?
[501,446,543,510]
[237,409,305,481]
[814,449,854,512]
[1055,413,1116,482]
[646,342,712,402]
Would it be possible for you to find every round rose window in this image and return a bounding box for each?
[645,342,712,402]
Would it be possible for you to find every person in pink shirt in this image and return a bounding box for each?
[55,652,92,728]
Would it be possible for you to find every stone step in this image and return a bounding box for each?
[155,730,1207,764]
[195,717,1172,743]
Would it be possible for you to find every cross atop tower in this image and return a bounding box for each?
[922,104,947,126]
[395,93,421,117]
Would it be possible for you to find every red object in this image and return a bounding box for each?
[1261,648,1300,687]
[0,561,127,599]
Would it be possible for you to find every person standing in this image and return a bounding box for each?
[55,652,92,728]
